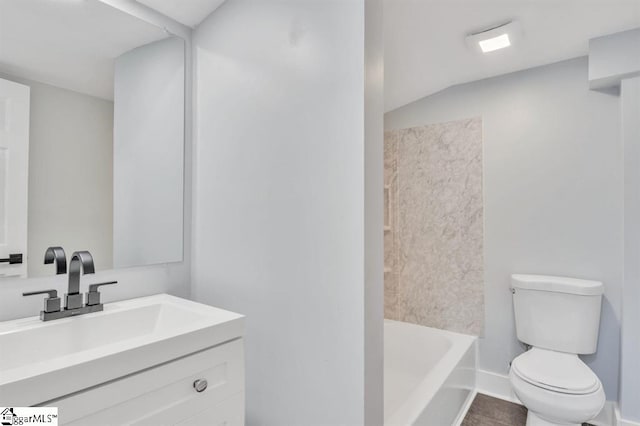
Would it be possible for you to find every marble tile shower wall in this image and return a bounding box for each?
[384,117,484,335]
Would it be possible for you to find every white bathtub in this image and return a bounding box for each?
[384,320,477,426]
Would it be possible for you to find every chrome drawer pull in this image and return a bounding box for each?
[193,379,208,393]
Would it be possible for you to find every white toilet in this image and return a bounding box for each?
[509,274,606,426]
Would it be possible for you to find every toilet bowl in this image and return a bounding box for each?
[509,348,605,426]
[510,275,606,426]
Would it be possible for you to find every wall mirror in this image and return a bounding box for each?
[0,0,185,278]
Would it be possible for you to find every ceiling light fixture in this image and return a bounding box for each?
[466,21,522,54]
[478,33,511,53]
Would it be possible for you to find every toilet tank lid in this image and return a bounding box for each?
[511,274,604,296]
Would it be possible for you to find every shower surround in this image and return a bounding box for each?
[384,117,484,335]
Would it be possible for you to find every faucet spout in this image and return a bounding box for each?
[68,251,95,296]
[44,246,67,275]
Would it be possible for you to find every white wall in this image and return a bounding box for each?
[192,0,382,424]
[621,76,640,422]
[589,28,640,89]
[113,37,185,268]
[385,57,623,400]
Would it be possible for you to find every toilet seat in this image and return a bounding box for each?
[509,367,605,426]
[511,347,600,395]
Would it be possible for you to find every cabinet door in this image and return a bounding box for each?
[49,339,244,426]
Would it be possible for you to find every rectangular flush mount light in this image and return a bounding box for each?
[466,21,521,54]
[478,33,511,52]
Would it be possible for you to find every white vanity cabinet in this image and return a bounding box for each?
[49,339,244,425]
[0,295,245,426]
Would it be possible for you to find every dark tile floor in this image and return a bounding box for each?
[461,393,595,426]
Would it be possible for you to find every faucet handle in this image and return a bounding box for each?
[86,281,117,306]
[22,289,61,313]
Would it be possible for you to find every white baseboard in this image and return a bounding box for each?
[592,401,615,426]
[476,369,521,404]
[616,405,640,426]
[618,418,640,426]
[475,369,616,426]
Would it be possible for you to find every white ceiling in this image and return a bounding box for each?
[384,0,640,111]
[0,0,169,100]
[3,0,636,105]
[136,0,226,28]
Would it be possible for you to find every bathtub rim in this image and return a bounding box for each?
[384,319,477,425]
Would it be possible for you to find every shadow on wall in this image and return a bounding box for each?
[580,296,620,400]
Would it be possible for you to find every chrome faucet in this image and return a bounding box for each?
[22,248,117,321]
[44,246,67,275]
[66,251,95,310]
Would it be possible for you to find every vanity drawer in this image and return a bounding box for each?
[47,339,244,425]
[157,392,243,426]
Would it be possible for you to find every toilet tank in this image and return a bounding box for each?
[511,274,604,354]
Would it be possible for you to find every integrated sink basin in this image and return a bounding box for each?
[0,294,244,407]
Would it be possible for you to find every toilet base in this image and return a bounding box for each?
[526,411,580,426]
